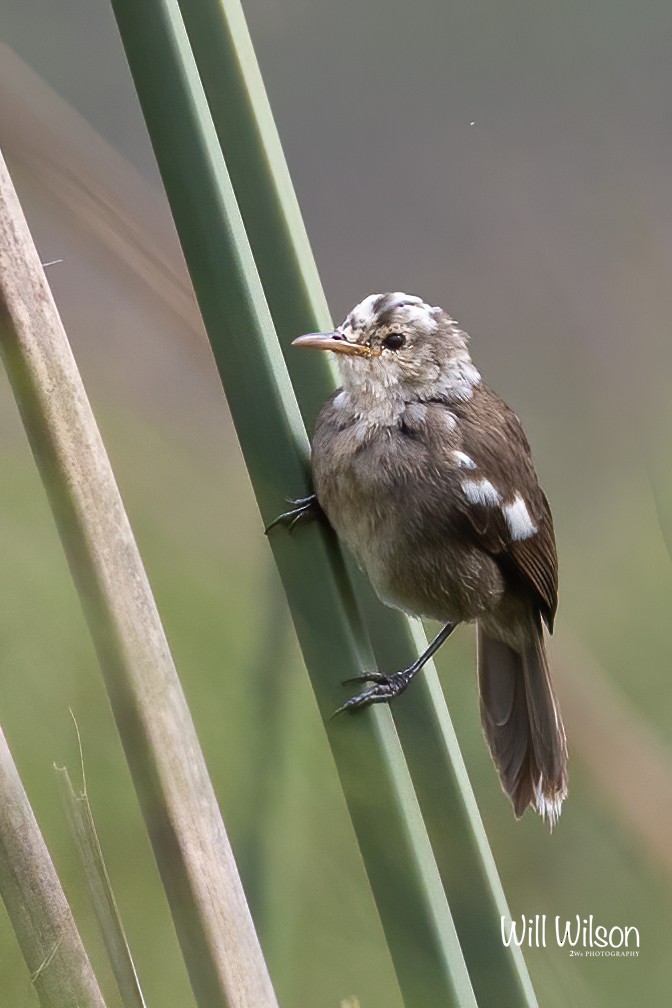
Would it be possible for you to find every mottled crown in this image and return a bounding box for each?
[344,292,447,337]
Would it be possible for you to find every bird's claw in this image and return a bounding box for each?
[333,670,414,715]
[341,671,390,686]
[265,494,321,534]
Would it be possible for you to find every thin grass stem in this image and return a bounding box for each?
[0,726,107,1008]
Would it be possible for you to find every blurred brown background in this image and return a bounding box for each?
[1,1,672,1005]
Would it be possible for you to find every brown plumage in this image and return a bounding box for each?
[292,292,568,824]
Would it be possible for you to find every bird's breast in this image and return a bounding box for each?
[311,404,504,622]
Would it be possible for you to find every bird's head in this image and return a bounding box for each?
[293,293,481,411]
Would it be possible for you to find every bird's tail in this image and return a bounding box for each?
[477,620,568,827]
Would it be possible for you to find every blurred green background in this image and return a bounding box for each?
[1,1,672,1005]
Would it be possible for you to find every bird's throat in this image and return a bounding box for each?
[333,386,409,428]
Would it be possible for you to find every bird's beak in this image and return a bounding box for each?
[292,332,374,357]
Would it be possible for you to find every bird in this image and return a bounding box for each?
[276,292,568,825]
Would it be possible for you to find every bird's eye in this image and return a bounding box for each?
[382,332,406,351]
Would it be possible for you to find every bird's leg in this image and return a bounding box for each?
[335,622,457,713]
[265,493,323,534]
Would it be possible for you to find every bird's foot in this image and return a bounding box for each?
[333,623,456,716]
[334,669,415,714]
[265,494,322,534]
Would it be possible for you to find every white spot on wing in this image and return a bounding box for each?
[439,411,457,433]
[503,494,538,540]
[333,391,348,409]
[462,478,501,506]
[453,450,476,469]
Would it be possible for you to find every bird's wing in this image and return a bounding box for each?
[436,386,558,629]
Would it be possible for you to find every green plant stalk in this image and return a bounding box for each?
[55,761,147,1008]
[109,1,476,1004]
[234,564,314,1000]
[0,148,277,1008]
[177,0,537,1003]
[0,727,107,1008]
[176,0,334,428]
